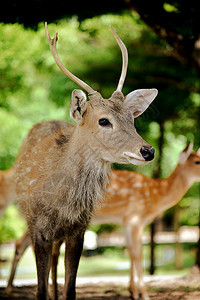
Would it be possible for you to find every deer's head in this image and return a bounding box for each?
[178,142,200,183]
[45,23,158,165]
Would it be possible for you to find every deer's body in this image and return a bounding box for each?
[95,166,190,227]
[6,24,158,300]
[15,119,112,299]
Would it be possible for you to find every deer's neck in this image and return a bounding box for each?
[158,165,191,213]
[57,128,111,224]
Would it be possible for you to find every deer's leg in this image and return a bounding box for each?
[63,233,84,300]
[51,240,63,300]
[125,224,148,300]
[131,232,148,300]
[32,231,52,300]
[130,253,136,299]
[135,252,149,300]
[6,231,31,294]
[124,225,138,300]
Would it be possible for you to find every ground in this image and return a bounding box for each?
[0,283,200,299]
[0,266,200,299]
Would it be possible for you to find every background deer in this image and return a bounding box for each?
[93,142,200,299]
[7,22,157,300]
[5,143,200,300]
[0,168,15,217]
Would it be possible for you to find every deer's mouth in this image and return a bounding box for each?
[123,152,147,166]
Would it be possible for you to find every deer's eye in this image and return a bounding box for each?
[195,161,200,165]
[99,118,112,128]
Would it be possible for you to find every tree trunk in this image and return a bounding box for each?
[196,218,200,268]
[174,205,182,269]
[196,108,200,268]
[149,121,165,274]
[149,221,156,274]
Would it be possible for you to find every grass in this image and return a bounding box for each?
[0,242,196,280]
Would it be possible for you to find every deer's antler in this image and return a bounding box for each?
[109,26,128,92]
[45,22,96,95]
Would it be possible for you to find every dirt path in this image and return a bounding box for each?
[0,267,200,299]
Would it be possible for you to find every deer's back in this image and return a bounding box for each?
[15,121,78,238]
[15,120,74,177]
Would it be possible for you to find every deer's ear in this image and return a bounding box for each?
[179,142,193,164]
[70,89,88,124]
[124,89,158,118]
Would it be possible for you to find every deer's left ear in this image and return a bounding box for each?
[179,141,193,164]
[70,89,88,124]
[197,147,200,156]
[124,89,158,118]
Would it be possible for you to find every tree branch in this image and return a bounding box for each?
[130,0,200,74]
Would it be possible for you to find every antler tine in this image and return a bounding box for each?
[45,22,95,94]
[109,26,128,92]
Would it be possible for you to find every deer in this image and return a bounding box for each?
[92,142,200,299]
[6,22,158,300]
[6,143,200,300]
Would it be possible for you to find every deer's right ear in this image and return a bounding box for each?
[179,141,193,164]
[70,89,88,124]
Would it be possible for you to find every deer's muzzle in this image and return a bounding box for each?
[140,146,155,161]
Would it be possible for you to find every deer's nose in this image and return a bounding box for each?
[140,146,155,161]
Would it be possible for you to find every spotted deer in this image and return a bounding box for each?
[93,142,200,299]
[7,23,157,300]
[6,143,200,300]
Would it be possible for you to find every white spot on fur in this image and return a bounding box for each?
[29,179,37,185]
[112,184,119,189]
[102,199,126,207]
[107,187,112,193]
[32,149,37,154]
[118,188,130,195]
[133,182,142,188]
[130,215,140,224]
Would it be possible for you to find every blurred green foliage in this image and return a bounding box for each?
[0,12,199,242]
[0,205,26,242]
